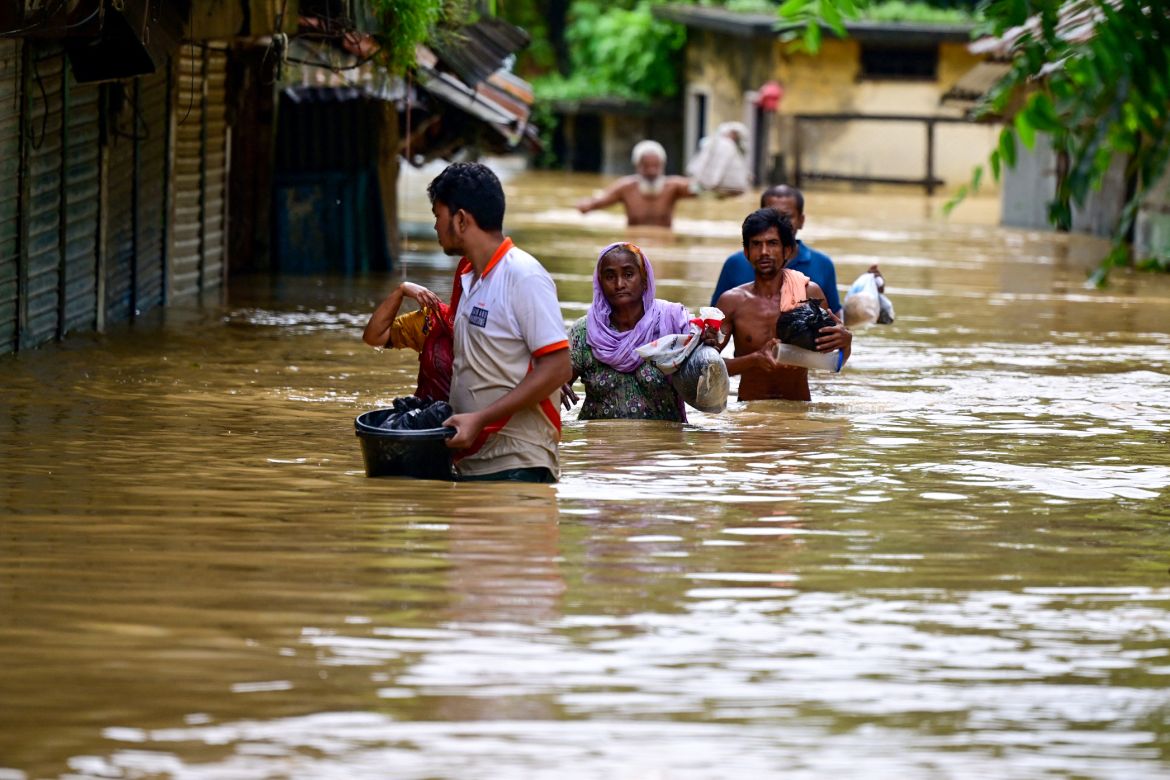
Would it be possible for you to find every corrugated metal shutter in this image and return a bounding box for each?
[134,69,169,313]
[201,48,228,293]
[22,44,65,349]
[171,44,204,301]
[104,82,136,324]
[61,70,100,335]
[0,41,21,354]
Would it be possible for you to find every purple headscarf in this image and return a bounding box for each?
[586,242,692,373]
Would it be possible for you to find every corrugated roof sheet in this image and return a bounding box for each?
[428,17,531,87]
[969,0,1115,58]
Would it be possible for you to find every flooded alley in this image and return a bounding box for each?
[2,168,1170,779]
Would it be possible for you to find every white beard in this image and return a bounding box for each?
[638,175,666,196]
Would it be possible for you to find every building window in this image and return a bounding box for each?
[691,91,708,150]
[685,88,709,169]
[859,44,938,80]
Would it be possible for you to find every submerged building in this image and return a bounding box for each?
[0,1,537,356]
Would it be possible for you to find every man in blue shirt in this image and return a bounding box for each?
[710,185,841,318]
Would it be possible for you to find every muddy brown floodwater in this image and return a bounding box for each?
[2,164,1170,779]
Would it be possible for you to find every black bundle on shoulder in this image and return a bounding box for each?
[775,302,835,351]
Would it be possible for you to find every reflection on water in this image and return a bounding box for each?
[2,166,1170,779]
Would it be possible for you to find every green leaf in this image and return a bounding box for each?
[998,128,1017,169]
[803,20,822,53]
[820,1,846,36]
[1027,93,1061,133]
[942,184,968,216]
[1085,265,1110,289]
[1015,110,1036,150]
[777,0,811,20]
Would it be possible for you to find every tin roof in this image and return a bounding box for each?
[969,0,1114,59]
[413,42,534,148]
[428,17,531,87]
[943,0,1121,114]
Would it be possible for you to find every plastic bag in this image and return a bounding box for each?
[685,123,751,197]
[635,306,729,413]
[772,342,844,373]
[380,396,453,431]
[670,344,730,413]
[635,306,722,374]
[844,272,894,327]
[775,301,836,351]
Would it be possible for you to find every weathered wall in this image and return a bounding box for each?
[188,0,298,40]
[600,112,685,176]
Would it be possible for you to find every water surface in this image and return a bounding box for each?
[2,167,1170,779]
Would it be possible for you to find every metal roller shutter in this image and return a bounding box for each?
[134,68,169,313]
[61,70,100,335]
[201,47,228,293]
[104,81,136,324]
[170,44,204,301]
[22,44,65,349]
[0,40,21,354]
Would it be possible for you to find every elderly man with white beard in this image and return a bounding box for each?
[576,140,697,228]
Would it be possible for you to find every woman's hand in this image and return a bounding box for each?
[401,282,443,313]
[560,382,580,411]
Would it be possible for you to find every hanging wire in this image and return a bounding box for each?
[178,43,196,126]
[26,52,48,151]
[0,0,79,39]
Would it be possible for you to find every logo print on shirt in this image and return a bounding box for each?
[469,305,489,328]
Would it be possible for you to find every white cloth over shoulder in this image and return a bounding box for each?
[635,307,729,413]
[686,122,751,197]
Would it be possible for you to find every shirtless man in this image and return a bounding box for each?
[576,140,696,228]
[716,208,852,402]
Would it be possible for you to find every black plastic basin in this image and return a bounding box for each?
[355,409,456,480]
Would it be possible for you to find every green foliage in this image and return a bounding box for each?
[859,1,977,23]
[777,0,978,49]
[532,2,687,102]
[368,0,461,72]
[783,0,1170,284]
[527,100,562,169]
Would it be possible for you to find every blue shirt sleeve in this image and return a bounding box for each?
[711,251,752,307]
[815,252,841,316]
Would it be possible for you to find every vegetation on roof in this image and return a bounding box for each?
[857,1,978,24]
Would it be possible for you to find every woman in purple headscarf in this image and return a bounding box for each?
[566,242,706,421]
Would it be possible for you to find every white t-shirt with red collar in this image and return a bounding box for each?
[449,238,568,478]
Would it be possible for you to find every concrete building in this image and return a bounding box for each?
[652,5,1002,194]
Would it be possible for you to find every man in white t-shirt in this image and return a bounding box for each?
[429,162,572,483]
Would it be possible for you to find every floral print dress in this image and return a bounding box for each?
[569,317,685,422]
